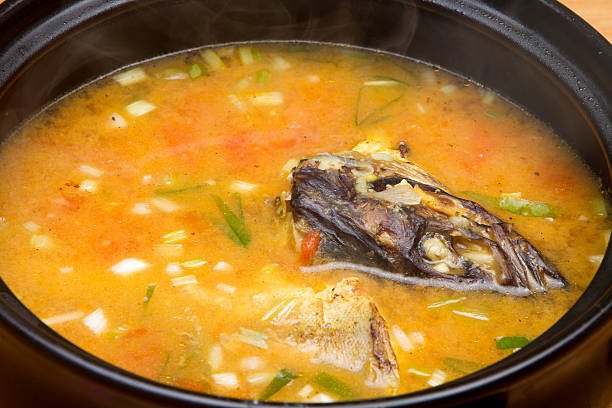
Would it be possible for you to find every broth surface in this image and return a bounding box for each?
[0,44,607,402]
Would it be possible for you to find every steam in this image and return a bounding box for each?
[0,0,420,139]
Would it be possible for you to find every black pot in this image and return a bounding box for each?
[0,1,610,407]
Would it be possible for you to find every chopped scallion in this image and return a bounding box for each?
[238,47,255,65]
[496,336,530,350]
[211,194,251,247]
[256,69,271,84]
[312,373,357,400]
[202,49,225,71]
[143,283,156,305]
[259,368,299,400]
[464,191,556,218]
[188,63,205,79]
[443,357,485,374]
[355,76,407,127]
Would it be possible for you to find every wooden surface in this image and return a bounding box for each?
[0,0,609,40]
[559,0,612,41]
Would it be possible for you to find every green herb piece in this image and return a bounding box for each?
[443,357,485,374]
[496,336,530,350]
[259,368,299,400]
[252,48,262,61]
[485,109,504,119]
[143,283,156,305]
[188,63,205,79]
[464,192,556,218]
[256,69,271,84]
[313,372,357,400]
[211,194,251,247]
[154,183,209,195]
[355,77,407,127]
[285,44,312,53]
[157,351,172,379]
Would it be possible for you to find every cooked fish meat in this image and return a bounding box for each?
[289,151,566,296]
[270,277,399,389]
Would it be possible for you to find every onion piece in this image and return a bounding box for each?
[30,234,53,249]
[272,55,291,71]
[209,344,223,370]
[216,283,236,294]
[78,165,103,178]
[427,369,447,387]
[171,275,199,287]
[43,311,84,326]
[229,180,258,193]
[202,49,226,71]
[83,308,107,335]
[109,113,128,128]
[211,373,239,389]
[240,356,264,371]
[125,100,156,117]
[113,68,147,86]
[250,92,284,107]
[109,258,149,275]
[452,310,489,321]
[238,47,255,65]
[150,197,181,213]
[131,202,152,215]
[23,221,40,233]
[79,179,98,193]
[213,261,234,272]
[440,84,457,94]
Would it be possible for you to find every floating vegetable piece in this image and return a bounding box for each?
[188,63,205,79]
[355,77,407,127]
[496,336,530,350]
[211,194,251,247]
[155,182,210,195]
[259,368,299,400]
[143,283,156,305]
[443,357,485,374]
[464,192,556,218]
[313,373,357,400]
[256,69,271,84]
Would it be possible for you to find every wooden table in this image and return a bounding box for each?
[560,0,611,40]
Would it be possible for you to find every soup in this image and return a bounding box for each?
[0,44,607,402]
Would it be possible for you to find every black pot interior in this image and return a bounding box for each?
[0,0,610,407]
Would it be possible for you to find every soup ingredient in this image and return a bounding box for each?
[290,151,566,295]
[443,358,485,374]
[313,372,358,399]
[211,194,251,247]
[271,278,399,389]
[259,368,299,400]
[496,336,530,350]
[464,192,556,218]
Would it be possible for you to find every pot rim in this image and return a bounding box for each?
[0,0,610,406]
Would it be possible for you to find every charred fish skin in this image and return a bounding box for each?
[290,152,566,296]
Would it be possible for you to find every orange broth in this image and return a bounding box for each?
[0,44,608,402]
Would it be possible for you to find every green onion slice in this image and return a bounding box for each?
[496,336,530,350]
[443,357,485,374]
[143,283,156,305]
[211,194,251,247]
[313,373,357,400]
[259,368,298,400]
